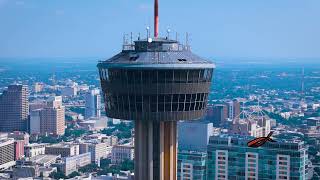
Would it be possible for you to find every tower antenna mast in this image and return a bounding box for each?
[154,0,159,38]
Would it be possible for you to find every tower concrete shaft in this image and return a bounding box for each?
[135,120,177,180]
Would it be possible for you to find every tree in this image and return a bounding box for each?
[101,128,114,136]
[79,163,99,173]
[68,171,81,178]
[49,171,66,179]
[120,159,134,171]
[100,158,111,167]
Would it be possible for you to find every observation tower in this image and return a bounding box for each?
[97,0,215,179]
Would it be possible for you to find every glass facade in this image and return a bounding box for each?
[177,151,207,180]
[99,68,213,121]
[99,69,213,84]
[207,136,308,180]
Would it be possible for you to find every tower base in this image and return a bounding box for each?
[135,120,177,180]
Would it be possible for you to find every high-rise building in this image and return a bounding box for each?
[226,99,241,120]
[29,109,41,134]
[207,104,228,126]
[85,89,101,119]
[178,121,213,152]
[39,96,65,135]
[207,135,309,180]
[0,85,29,132]
[97,1,214,179]
[177,150,207,180]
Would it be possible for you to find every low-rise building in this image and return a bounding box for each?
[79,140,108,163]
[45,143,79,157]
[24,143,48,158]
[8,131,29,145]
[102,135,118,146]
[111,145,134,164]
[0,138,15,170]
[79,117,107,131]
[61,152,91,176]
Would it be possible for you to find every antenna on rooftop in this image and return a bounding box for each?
[186,32,190,50]
[154,0,159,38]
[167,28,171,39]
[146,26,150,39]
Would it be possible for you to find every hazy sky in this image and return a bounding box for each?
[0,0,320,59]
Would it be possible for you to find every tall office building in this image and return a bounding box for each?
[207,135,309,180]
[0,85,29,132]
[39,96,65,135]
[85,89,101,119]
[226,99,241,120]
[177,150,207,180]
[97,0,214,179]
[207,104,228,126]
[29,109,41,134]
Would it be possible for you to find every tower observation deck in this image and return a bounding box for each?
[97,1,215,180]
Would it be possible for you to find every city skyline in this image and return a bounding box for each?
[0,0,319,179]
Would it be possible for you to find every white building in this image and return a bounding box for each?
[62,152,91,176]
[85,89,101,119]
[79,117,107,131]
[24,143,49,158]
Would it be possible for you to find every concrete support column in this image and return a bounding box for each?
[134,120,177,180]
[161,121,177,180]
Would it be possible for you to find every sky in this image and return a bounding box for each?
[0,0,320,60]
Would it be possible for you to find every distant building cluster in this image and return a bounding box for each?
[0,64,319,180]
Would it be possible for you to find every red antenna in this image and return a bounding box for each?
[154,0,159,38]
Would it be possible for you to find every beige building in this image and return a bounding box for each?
[34,83,44,93]
[79,141,108,162]
[111,145,134,164]
[0,138,15,170]
[39,96,65,135]
[0,85,29,132]
[45,143,79,157]
[102,135,118,146]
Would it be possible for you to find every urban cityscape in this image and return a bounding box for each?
[0,0,320,180]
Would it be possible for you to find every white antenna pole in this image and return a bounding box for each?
[146,26,150,39]
[167,28,171,39]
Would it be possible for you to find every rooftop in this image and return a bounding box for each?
[98,38,215,69]
[28,154,60,165]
